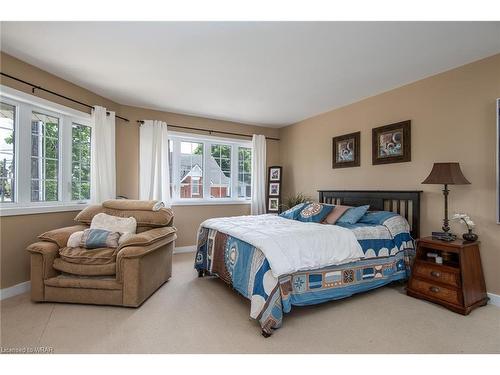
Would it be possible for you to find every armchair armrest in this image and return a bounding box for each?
[38,225,88,248]
[27,241,60,280]
[27,241,59,256]
[118,227,177,249]
[116,229,177,283]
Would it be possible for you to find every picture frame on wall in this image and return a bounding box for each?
[269,166,281,181]
[268,197,279,212]
[269,182,280,196]
[332,131,360,168]
[372,120,411,165]
[267,166,282,213]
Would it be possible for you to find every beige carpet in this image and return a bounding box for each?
[1,252,499,353]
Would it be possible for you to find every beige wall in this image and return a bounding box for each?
[280,53,500,294]
[0,211,79,289]
[0,52,279,288]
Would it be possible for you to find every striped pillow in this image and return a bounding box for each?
[80,228,120,249]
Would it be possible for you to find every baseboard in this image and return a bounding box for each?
[487,292,500,307]
[174,245,196,254]
[0,281,30,300]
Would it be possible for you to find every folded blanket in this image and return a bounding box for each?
[201,214,363,278]
[102,199,164,211]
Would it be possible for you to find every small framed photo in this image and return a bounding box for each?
[269,182,280,196]
[332,131,360,168]
[268,197,279,212]
[269,166,281,181]
[372,120,411,165]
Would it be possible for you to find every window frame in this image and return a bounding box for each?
[0,85,93,216]
[169,131,252,206]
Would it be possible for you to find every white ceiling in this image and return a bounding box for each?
[1,22,500,127]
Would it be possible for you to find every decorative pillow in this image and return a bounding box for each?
[90,212,137,234]
[323,205,352,225]
[80,228,120,249]
[279,203,308,220]
[297,203,334,223]
[336,205,370,225]
[67,231,84,247]
[358,210,398,225]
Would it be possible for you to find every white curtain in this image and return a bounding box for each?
[251,134,267,215]
[139,120,171,206]
[90,106,116,203]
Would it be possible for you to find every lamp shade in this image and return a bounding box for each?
[421,162,470,185]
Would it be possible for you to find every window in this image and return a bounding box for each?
[31,112,60,202]
[238,147,252,198]
[0,85,92,215]
[210,144,231,198]
[179,141,203,199]
[169,132,252,204]
[0,102,15,203]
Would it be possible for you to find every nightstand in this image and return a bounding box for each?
[406,236,488,314]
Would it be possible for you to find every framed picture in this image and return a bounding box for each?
[372,120,411,165]
[267,166,282,213]
[269,182,280,196]
[268,197,279,212]
[332,131,360,168]
[269,166,281,181]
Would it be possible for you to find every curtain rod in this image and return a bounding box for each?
[0,72,130,122]
[137,120,280,141]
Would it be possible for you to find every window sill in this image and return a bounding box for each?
[0,203,88,217]
[171,199,251,207]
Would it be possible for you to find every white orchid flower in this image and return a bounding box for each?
[452,213,475,229]
[465,219,475,227]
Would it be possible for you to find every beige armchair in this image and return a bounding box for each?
[27,200,177,307]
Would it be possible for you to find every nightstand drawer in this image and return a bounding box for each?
[413,261,460,287]
[408,278,461,306]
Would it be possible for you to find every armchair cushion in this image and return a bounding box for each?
[39,225,89,248]
[44,275,121,290]
[59,246,118,265]
[75,205,173,227]
[118,227,177,248]
[103,199,164,211]
[52,258,116,276]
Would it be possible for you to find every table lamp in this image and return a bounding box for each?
[421,162,470,237]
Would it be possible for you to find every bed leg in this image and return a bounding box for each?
[197,269,205,278]
[261,330,272,338]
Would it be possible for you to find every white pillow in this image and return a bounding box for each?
[67,231,84,247]
[90,213,137,235]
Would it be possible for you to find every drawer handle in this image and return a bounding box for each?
[429,286,440,293]
[430,271,441,278]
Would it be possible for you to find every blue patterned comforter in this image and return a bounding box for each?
[194,212,414,336]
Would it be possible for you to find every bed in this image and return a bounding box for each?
[194,190,421,337]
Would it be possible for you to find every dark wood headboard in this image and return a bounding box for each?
[318,190,422,238]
